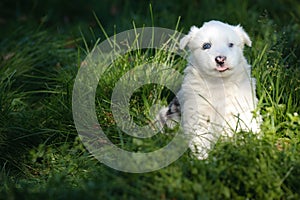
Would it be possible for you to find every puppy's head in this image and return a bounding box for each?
[180,20,252,77]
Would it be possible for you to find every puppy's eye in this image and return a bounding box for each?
[202,43,211,50]
[229,43,234,48]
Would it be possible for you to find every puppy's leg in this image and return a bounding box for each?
[180,94,221,160]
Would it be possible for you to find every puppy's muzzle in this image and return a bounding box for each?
[215,56,227,65]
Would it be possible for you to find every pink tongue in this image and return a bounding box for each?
[216,66,229,72]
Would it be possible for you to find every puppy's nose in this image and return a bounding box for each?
[215,56,227,65]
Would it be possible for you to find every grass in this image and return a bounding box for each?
[1,0,300,199]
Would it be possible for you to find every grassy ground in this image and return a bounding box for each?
[1,0,300,199]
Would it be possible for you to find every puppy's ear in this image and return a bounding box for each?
[179,26,198,49]
[234,25,252,47]
[179,35,191,49]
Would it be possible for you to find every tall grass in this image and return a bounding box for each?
[0,26,78,170]
[1,0,300,199]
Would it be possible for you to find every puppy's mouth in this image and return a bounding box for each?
[215,65,229,72]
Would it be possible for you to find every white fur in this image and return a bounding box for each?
[177,21,260,159]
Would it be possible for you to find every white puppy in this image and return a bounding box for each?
[157,20,261,159]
